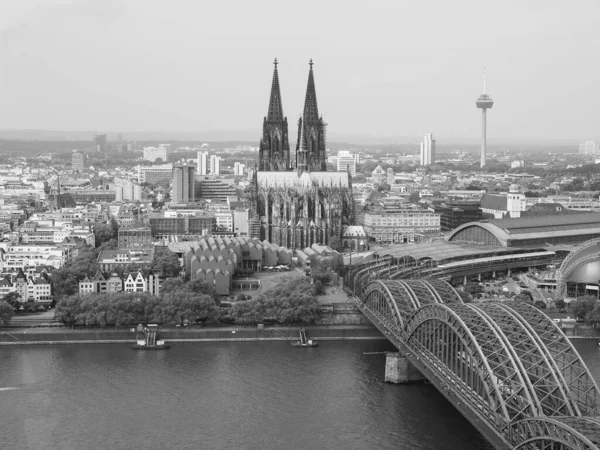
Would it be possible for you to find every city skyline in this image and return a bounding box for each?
[1,1,599,142]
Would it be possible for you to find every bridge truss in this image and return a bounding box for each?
[358,278,600,450]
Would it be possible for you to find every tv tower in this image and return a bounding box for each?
[475,68,494,168]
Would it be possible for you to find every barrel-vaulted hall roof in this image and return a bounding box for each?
[447,212,600,247]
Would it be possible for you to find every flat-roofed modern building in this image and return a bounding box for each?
[172,165,195,204]
[337,150,356,176]
[118,227,152,248]
[137,164,173,184]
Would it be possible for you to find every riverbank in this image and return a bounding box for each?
[0,324,385,345]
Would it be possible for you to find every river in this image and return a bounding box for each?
[1,339,599,450]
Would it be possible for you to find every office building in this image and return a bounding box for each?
[72,151,87,171]
[137,164,173,184]
[143,146,168,163]
[579,141,599,155]
[234,162,245,176]
[172,165,195,204]
[337,150,357,176]
[197,151,208,175]
[197,178,237,200]
[118,227,152,249]
[420,133,436,166]
[113,178,142,202]
[210,155,221,175]
[432,199,484,231]
[360,206,441,244]
[93,134,107,152]
[149,215,216,237]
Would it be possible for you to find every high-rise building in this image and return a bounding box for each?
[337,150,356,176]
[475,69,494,168]
[579,141,599,155]
[172,165,195,204]
[143,146,168,162]
[420,133,436,166]
[197,151,208,175]
[72,151,87,171]
[210,155,221,175]
[234,162,245,176]
[93,134,107,152]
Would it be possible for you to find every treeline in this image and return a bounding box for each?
[55,278,215,327]
[229,277,320,325]
[54,276,322,327]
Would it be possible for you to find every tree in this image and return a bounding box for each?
[151,248,181,278]
[352,173,367,183]
[3,292,22,311]
[0,301,14,325]
[533,300,547,310]
[458,291,473,303]
[571,296,597,320]
[554,299,566,312]
[463,282,483,299]
[585,303,600,326]
[55,295,84,328]
[328,236,342,252]
[314,280,325,296]
[516,290,533,303]
[94,223,116,247]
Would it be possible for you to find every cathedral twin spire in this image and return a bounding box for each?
[259,59,327,173]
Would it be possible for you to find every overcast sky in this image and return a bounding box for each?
[0,0,599,142]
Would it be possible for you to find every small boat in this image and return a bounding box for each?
[291,328,318,347]
[133,324,170,350]
[292,340,318,348]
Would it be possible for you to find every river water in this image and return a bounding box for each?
[1,339,599,450]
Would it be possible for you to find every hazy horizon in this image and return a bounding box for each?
[1,1,599,142]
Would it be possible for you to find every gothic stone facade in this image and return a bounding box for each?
[251,60,353,250]
[252,171,354,250]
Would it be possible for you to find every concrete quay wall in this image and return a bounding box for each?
[0,325,384,345]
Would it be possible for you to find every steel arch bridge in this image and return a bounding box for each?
[357,278,600,449]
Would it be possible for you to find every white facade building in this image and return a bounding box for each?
[197,151,208,175]
[420,133,436,166]
[210,155,221,175]
[234,162,246,176]
[143,146,168,163]
[337,150,357,176]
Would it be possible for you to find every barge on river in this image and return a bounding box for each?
[133,324,170,350]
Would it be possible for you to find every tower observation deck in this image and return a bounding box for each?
[476,70,494,168]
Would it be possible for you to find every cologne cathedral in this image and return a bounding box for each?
[250,59,354,250]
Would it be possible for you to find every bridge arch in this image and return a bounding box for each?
[510,417,600,450]
[404,303,540,435]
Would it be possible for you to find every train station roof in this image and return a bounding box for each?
[447,212,600,247]
[377,241,533,264]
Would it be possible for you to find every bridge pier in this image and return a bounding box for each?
[385,352,425,384]
[463,276,467,285]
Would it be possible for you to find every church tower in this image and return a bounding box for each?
[259,58,291,171]
[296,59,327,173]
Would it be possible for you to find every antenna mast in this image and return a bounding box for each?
[483,67,487,94]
